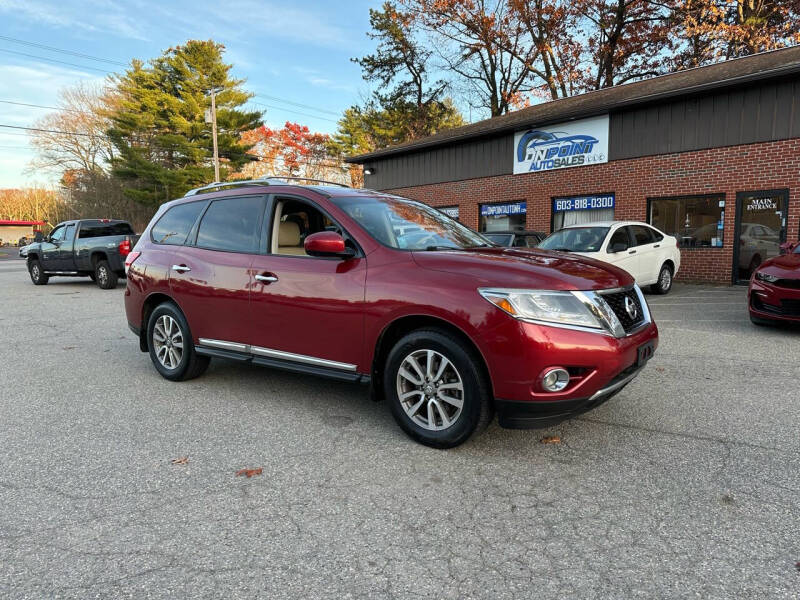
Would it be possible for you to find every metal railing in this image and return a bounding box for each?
[184,175,350,197]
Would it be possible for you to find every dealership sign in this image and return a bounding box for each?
[513,115,609,175]
[553,194,615,212]
[480,202,526,216]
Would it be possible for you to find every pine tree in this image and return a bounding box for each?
[108,40,262,206]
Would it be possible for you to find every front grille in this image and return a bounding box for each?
[601,288,645,333]
[751,295,800,317]
[775,278,800,290]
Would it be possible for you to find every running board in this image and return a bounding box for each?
[195,340,368,384]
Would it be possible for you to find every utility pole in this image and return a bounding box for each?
[205,88,222,182]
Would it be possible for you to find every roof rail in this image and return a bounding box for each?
[184,180,267,197]
[184,175,351,197]
[256,175,351,188]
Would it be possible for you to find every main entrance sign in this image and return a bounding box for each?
[513,115,609,175]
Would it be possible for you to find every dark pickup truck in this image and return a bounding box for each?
[26,219,139,289]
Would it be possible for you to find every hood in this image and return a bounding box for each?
[758,252,800,277]
[411,247,633,291]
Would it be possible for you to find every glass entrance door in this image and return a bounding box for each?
[734,189,788,284]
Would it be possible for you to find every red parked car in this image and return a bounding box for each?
[748,241,800,326]
[124,178,658,448]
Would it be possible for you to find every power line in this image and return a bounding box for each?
[0,35,128,66]
[253,94,340,117]
[0,99,83,114]
[249,101,338,124]
[0,48,112,74]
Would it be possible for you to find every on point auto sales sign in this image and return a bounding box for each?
[513,115,609,175]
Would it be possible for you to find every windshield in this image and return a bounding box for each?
[538,227,610,252]
[482,233,513,246]
[794,244,800,254]
[332,195,492,250]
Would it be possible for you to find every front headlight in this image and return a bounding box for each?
[479,288,624,335]
[755,271,779,283]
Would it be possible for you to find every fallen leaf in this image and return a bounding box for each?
[540,435,561,444]
[171,457,189,465]
[236,467,263,478]
[62,346,76,350]
[795,561,800,572]
[655,367,665,372]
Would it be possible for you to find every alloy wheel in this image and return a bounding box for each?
[153,315,183,370]
[31,264,40,280]
[97,265,108,287]
[396,349,464,431]
[660,267,671,291]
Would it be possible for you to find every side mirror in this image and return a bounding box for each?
[609,242,628,253]
[304,231,355,259]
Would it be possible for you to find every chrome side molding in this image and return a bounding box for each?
[198,338,357,372]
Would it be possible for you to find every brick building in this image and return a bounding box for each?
[347,47,800,284]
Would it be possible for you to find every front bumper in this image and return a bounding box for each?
[496,363,642,429]
[749,279,800,323]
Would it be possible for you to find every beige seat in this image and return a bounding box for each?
[277,221,306,256]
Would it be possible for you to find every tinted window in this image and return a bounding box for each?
[631,225,654,246]
[608,227,630,251]
[196,196,262,253]
[50,225,66,241]
[539,227,609,252]
[151,202,206,245]
[79,221,135,238]
[64,224,76,242]
[650,228,664,242]
[483,233,513,246]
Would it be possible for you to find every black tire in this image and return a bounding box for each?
[383,328,493,449]
[146,302,209,381]
[28,259,49,285]
[95,260,118,289]
[650,263,673,295]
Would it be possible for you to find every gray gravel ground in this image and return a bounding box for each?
[0,259,798,599]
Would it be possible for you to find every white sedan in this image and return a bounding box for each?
[538,221,681,294]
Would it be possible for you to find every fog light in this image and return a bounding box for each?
[541,368,570,392]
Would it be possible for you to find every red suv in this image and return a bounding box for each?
[124,178,658,448]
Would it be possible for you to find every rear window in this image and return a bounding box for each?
[195,196,263,253]
[78,221,134,238]
[151,201,205,245]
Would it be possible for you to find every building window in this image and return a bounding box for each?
[649,194,725,248]
[552,194,615,230]
[479,201,526,232]
[438,206,460,221]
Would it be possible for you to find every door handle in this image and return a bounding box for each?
[653,244,660,248]
[255,274,278,283]
[171,264,191,273]
[628,249,637,254]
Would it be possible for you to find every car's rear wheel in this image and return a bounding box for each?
[94,260,118,289]
[147,302,209,381]
[650,263,673,295]
[384,328,492,448]
[28,259,48,285]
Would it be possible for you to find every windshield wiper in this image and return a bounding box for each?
[424,245,460,251]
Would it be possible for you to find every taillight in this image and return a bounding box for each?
[119,239,131,257]
[124,250,141,274]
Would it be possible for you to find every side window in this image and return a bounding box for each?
[649,227,663,242]
[631,225,654,247]
[512,235,526,247]
[195,196,263,253]
[608,227,630,251]
[151,201,206,245]
[50,225,66,242]
[271,197,343,257]
[64,224,76,242]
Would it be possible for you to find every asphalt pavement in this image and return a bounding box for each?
[0,261,798,599]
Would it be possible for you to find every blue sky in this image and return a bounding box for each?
[0,0,383,187]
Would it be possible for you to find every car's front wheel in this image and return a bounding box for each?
[147,302,209,381]
[384,328,492,448]
[650,263,673,295]
[28,259,48,285]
